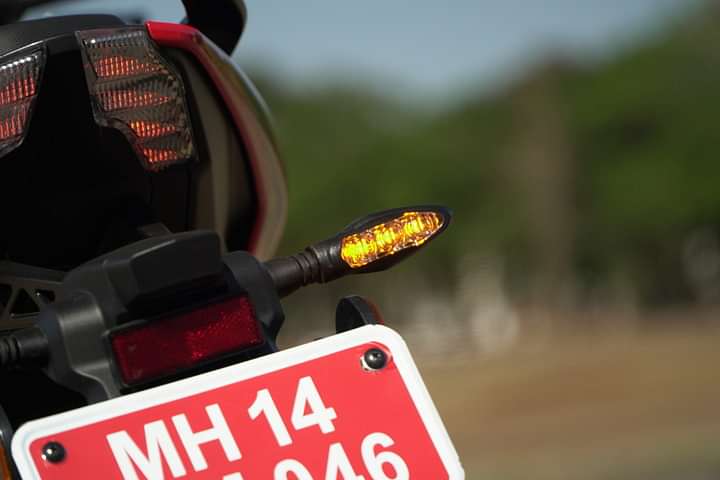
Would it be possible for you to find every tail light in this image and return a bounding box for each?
[76,27,195,171]
[0,48,44,157]
[110,296,264,386]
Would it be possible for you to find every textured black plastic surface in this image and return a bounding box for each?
[0,15,124,56]
[223,250,285,339]
[31,232,281,403]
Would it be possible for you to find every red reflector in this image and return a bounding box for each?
[111,296,263,385]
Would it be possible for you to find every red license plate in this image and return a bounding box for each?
[12,325,463,479]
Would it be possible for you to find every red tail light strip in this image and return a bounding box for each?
[129,119,178,138]
[146,21,287,260]
[0,76,36,106]
[97,89,171,112]
[0,104,28,139]
[141,147,180,164]
[94,55,159,78]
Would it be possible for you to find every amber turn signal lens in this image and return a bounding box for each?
[0,441,12,478]
[340,211,444,268]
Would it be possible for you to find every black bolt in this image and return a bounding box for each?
[41,442,66,463]
[363,348,387,370]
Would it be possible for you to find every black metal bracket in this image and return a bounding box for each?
[0,261,62,332]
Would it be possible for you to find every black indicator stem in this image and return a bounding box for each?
[0,327,48,369]
[264,238,345,298]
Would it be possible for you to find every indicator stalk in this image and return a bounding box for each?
[0,327,48,369]
[265,205,451,298]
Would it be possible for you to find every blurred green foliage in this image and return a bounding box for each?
[253,5,720,307]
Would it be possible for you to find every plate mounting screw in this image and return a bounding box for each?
[41,442,66,463]
[362,348,388,370]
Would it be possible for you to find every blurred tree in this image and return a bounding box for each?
[503,62,577,307]
[250,2,720,309]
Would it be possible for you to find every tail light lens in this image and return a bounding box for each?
[110,296,264,386]
[0,48,44,157]
[77,27,195,171]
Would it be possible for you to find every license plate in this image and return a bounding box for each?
[11,325,464,479]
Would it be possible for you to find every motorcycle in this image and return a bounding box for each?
[0,1,463,478]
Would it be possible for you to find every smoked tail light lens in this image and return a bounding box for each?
[110,296,264,386]
[76,27,195,171]
[0,49,44,157]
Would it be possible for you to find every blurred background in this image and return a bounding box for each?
[27,0,720,478]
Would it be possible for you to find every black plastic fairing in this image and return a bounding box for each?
[0,15,124,55]
[160,47,258,252]
[223,250,285,339]
[0,46,158,271]
[0,29,239,272]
